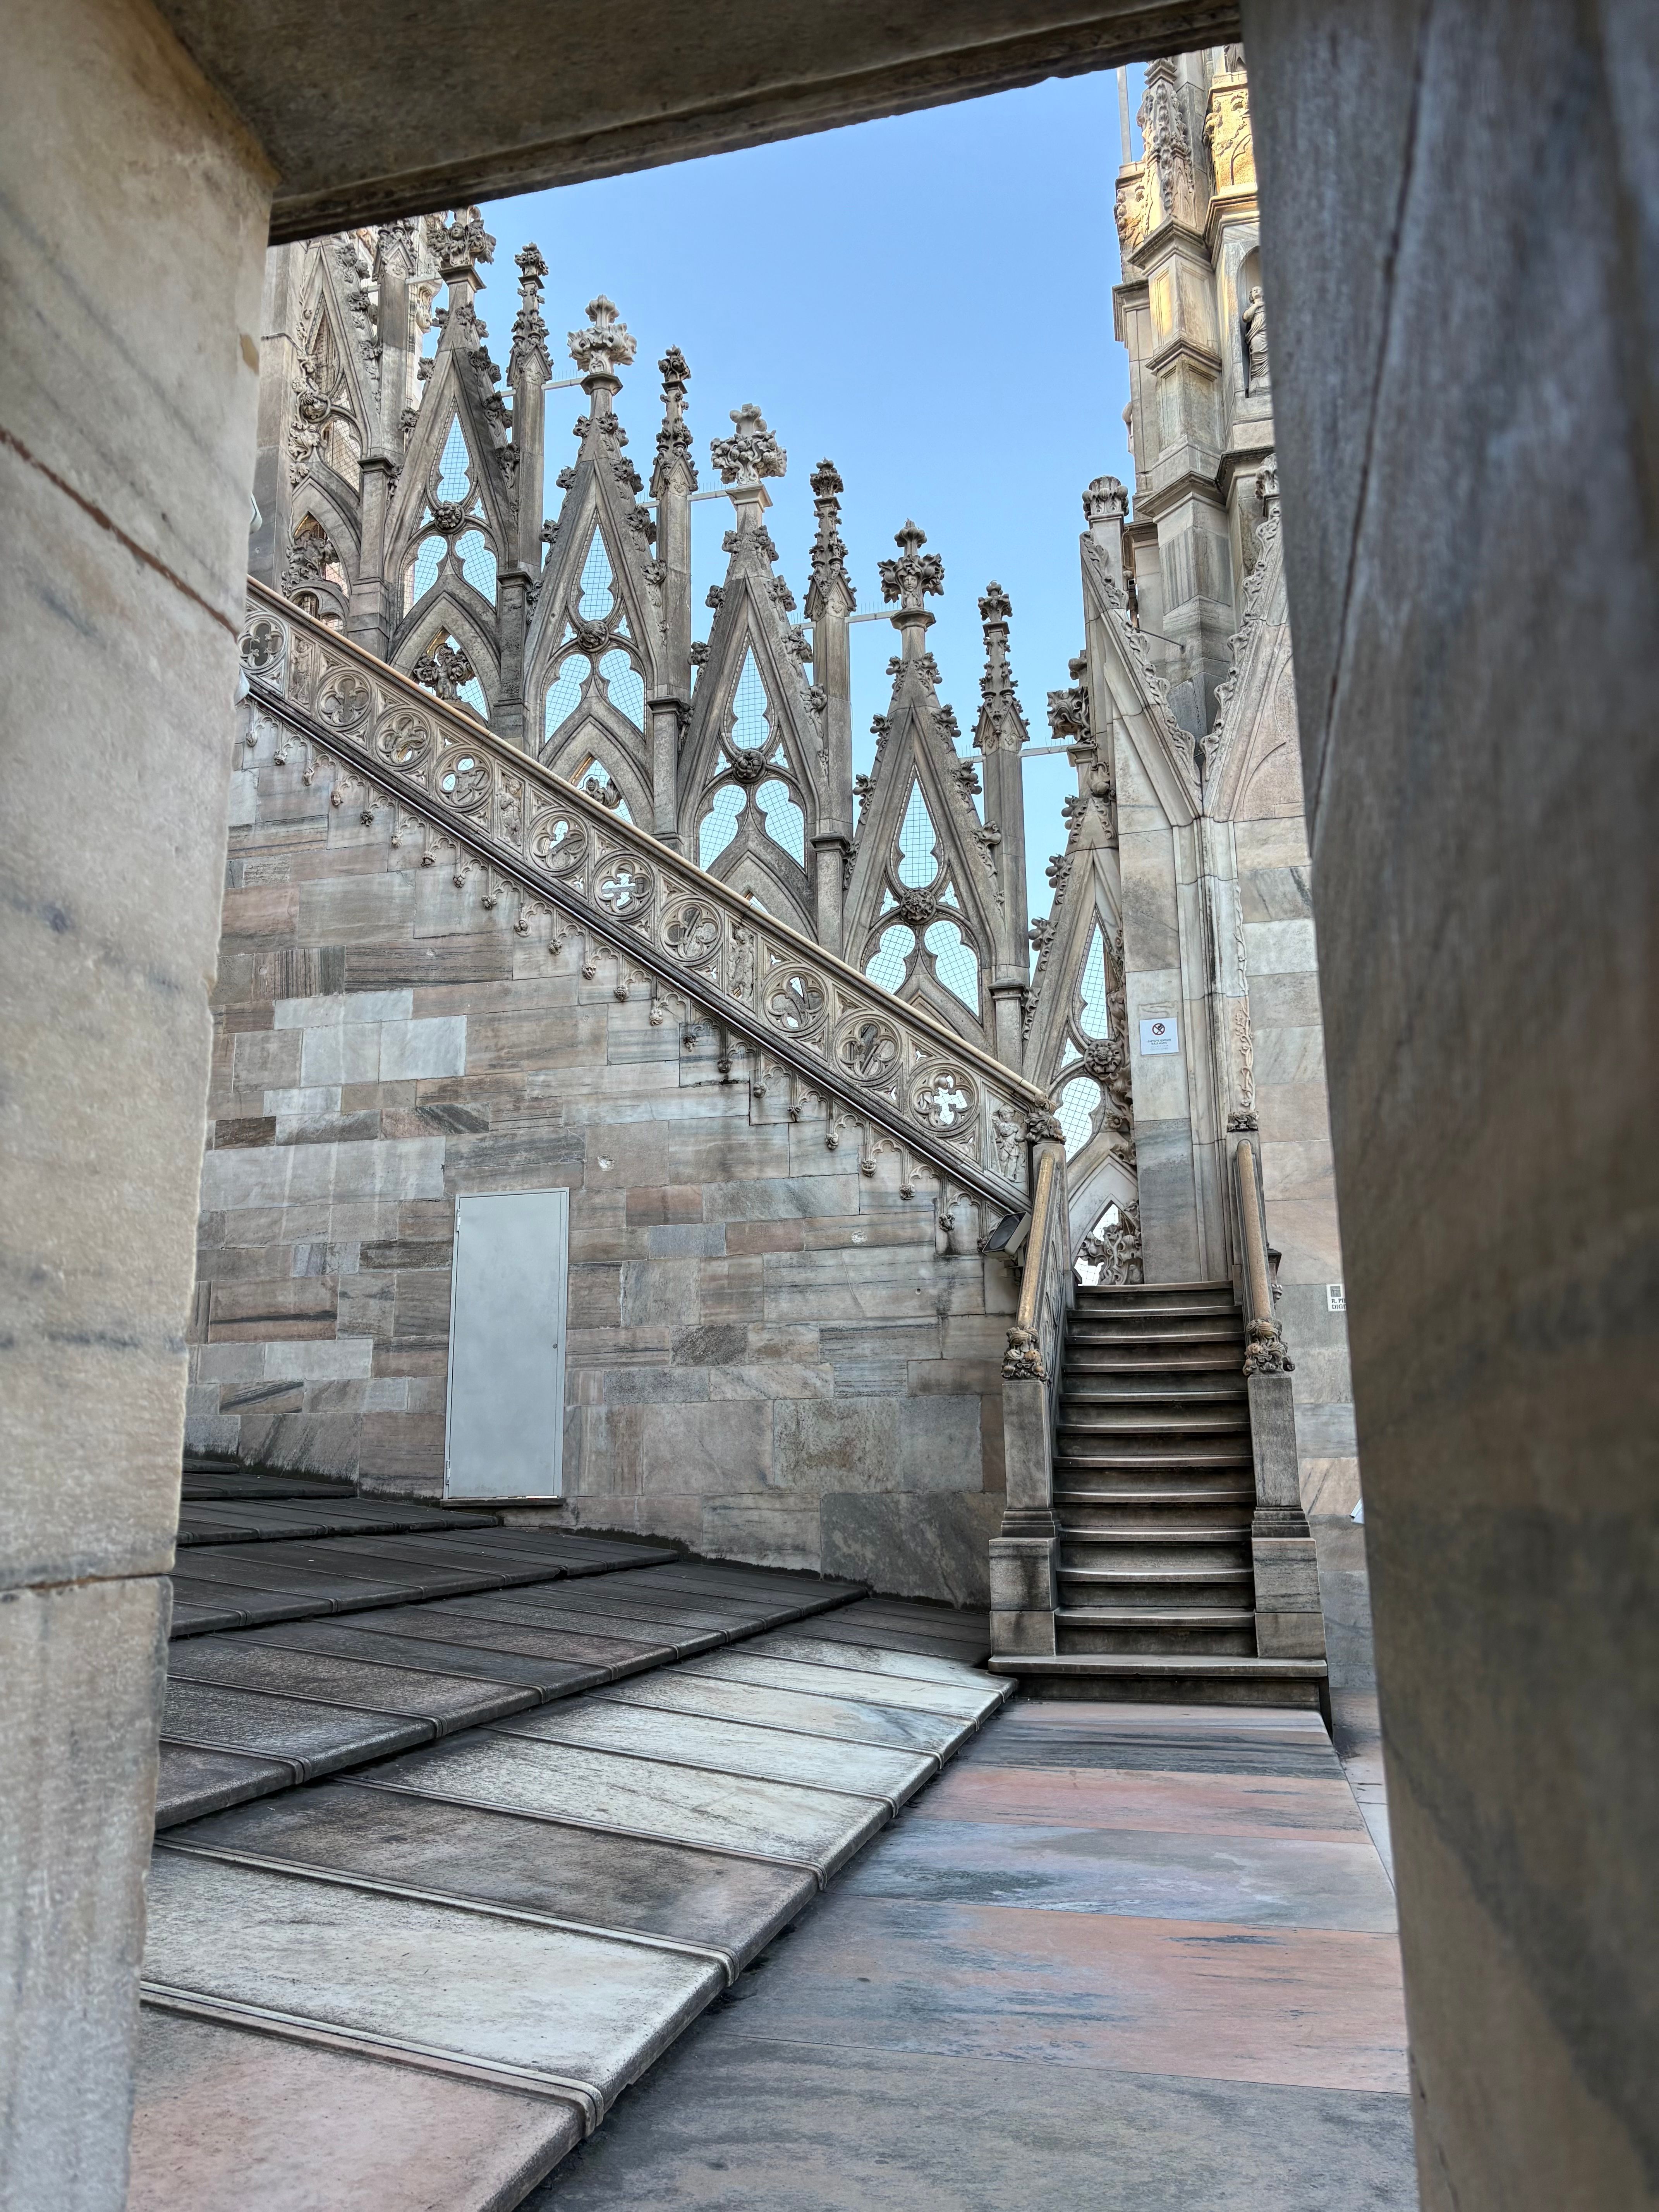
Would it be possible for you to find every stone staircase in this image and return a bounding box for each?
[1056,1281,1255,1654]
[995,1285,1329,1714]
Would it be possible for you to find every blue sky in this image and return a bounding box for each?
[481,69,1140,907]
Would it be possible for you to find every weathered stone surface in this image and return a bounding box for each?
[0,1578,170,2203]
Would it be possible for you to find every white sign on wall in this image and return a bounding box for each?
[1139,1017,1180,1056]
[1328,1283,1346,1312]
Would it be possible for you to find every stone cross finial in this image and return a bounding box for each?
[879,520,945,613]
[808,459,853,606]
[568,296,637,382]
[711,403,786,486]
[509,244,550,379]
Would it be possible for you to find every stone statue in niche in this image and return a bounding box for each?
[1243,286,1270,393]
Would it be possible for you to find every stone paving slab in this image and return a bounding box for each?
[918,1762,1370,1842]
[836,1815,1400,1929]
[592,1671,971,1760]
[232,1618,611,1697]
[496,1700,938,1810]
[130,2008,577,2212]
[524,2039,1416,2212]
[161,1681,433,1783]
[368,1733,889,1877]
[175,1502,499,1546]
[166,1637,544,1733]
[155,1745,298,1829]
[137,1565,1007,2207]
[693,1647,1010,1722]
[143,1853,725,2115]
[366,1607,687,1670]
[513,1691,1411,2212]
[171,1783,817,1974]
[742,1633,1010,1692]
[683,1893,1408,2090]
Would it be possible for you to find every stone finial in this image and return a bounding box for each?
[879,520,945,613]
[711,403,787,486]
[509,244,550,380]
[976,582,1027,753]
[807,459,854,609]
[436,206,496,278]
[653,346,696,489]
[1083,476,1128,527]
[568,295,637,382]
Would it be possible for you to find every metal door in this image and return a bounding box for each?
[443,1188,568,1499]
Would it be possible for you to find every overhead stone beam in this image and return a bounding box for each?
[150,0,1243,243]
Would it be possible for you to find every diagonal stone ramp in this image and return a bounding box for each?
[131,1578,1010,2212]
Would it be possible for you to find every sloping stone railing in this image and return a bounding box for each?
[239,582,1055,1211]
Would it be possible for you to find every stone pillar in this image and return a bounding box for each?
[348,453,394,662]
[0,0,271,2201]
[648,694,683,848]
[1245,0,1659,2204]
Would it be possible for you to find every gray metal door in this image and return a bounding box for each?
[444,1188,569,1499]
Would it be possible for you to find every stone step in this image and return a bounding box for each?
[1054,1611,1259,1655]
[1066,1336,1247,1371]
[1073,1280,1236,1306]
[1056,1526,1253,1555]
[1052,1484,1254,1508]
[1053,1443,1255,1470]
[1058,1374,1249,1399]
[1056,1407,1252,1435]
[130,1598,1012,2211]
[1055,1566,1255,1607]
[985,1651,1330,1720]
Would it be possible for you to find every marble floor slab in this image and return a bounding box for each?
[836,1815,1400,1929]
[526,2038,1416,2212]
[519,1694,1412,2212]
[592,1670,970,1759]
[130,2008,579,2212]
[173,1782,817,1971]
[497,1699,939,1808]
[919,1760,1369,1840]
[166,1635,543,1732]
[368,1732,890,1876]
[144,1852,725,2111]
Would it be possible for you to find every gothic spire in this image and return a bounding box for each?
[879,519,943,661]
[651,346,697,496]
[508,243,550,382]
[805,459,854,616]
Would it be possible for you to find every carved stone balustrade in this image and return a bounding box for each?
[239,582,1054,1210]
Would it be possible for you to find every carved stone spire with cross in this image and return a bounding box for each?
[879,519,944,662]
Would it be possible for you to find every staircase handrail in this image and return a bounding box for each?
[1233,1136,1294,1376]
[237,583,1053,1211]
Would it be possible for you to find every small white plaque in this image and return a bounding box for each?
[1327,1282,1346,1312]
[1139,1017,1179,1056]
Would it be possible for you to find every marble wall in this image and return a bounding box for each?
[188,718,1013,1606]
